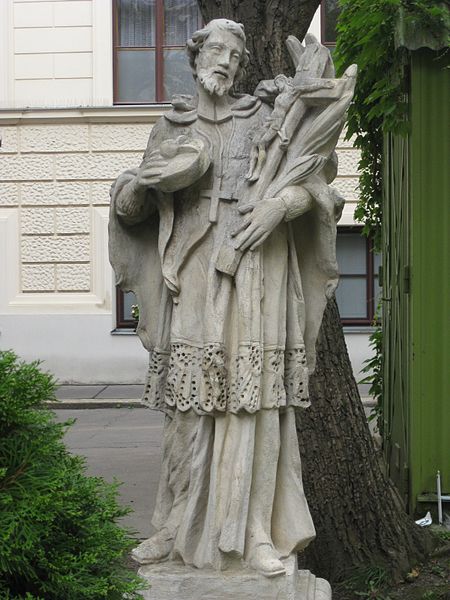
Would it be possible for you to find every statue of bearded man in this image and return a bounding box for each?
[109,18,355,581]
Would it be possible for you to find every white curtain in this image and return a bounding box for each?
[118,0,156,47]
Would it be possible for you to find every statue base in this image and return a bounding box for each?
[138,555,331,599]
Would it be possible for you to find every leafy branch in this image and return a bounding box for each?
[333,0,449,249]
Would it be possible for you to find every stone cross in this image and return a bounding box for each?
[200,176,239,222]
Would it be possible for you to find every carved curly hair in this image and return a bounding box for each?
[186,18,250,84]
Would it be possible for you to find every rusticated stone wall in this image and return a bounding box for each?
[0,119,359,297]
[0,121,151,294]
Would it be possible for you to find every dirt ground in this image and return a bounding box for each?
[333,546,450,600]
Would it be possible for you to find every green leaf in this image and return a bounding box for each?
[0,351,145,599]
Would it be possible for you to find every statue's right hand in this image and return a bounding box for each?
[133,150,168,192]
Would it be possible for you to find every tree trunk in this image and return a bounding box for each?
[198,0,431,582]
[197,0,321,93]
[297,298,430,581]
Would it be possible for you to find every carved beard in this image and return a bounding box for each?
[197,67,233,97]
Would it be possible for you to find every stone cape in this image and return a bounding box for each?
[108,92,342,417]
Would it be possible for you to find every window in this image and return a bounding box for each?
[321,0,339,47]
[336,228,381,325]
[113,0,201,104]
[116,230,380,329]
[116,288,138,328]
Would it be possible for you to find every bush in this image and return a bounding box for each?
[0,350,145,599]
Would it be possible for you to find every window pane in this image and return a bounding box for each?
[164,0,199,46]
[117,49,156,102]
[118,0,156,47]
[163,48,196,99]
[336,277,367,319]
[373,275,381,307]
[373,252,382,312]
[323,0,339,44]
[336,233,367,274]
[373,251,382,273]
[123,291,138,321]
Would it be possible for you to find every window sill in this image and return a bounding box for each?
[110,328,137,335]
[342,326,376,334]
[0,105,170,125]
[112,326,374,336]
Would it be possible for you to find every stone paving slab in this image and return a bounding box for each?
[96,384,145,399]
[48,398,145,409]
[55,384,145,400]
[53,408,164,539]
[56,385,107,399]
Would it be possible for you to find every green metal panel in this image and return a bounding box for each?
[409,49,450,508]
[382,131,411,506]
[383,48,450,512]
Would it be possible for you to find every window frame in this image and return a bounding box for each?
[115,286,138,329]
[112,0,201,104]
[320,0,338,48]
[336,227,380,326]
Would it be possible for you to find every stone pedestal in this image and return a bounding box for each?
[138,556,331,599]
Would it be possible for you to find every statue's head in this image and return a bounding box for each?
[187,19,250,96]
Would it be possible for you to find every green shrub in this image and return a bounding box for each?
[0,350,145,599]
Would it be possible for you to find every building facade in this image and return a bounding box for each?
[0,0,373,388]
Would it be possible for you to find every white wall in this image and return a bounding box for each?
[308,5,322,41]
[1,0,112,108]
[0,313,149,383]
[0,108,158,383]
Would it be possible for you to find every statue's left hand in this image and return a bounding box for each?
[231,198,286,251]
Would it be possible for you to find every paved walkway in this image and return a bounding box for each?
[56,383,144,399]
[53,407,164,540]
[51,384,146,408]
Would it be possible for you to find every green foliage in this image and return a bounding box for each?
[0,350,145,600]
[429,560,447,579]
[333,0,449,249]
[431,527,450,543]
[359,315,384,435]
[130,304,140,321]
[420,593,437,600]
[337,565,392,599]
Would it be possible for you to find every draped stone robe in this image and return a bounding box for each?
[109,92,342,569]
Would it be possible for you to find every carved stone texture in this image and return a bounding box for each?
[21,182,90,206]
[55,152,142,180]
[22,235,89,262]
[90,124,151,152]
[21,207,55,235]
[0,156,53,181]
[20,125,89,153]
[109,17,356,593]
[138,557,331,600]
[0,183,19,206]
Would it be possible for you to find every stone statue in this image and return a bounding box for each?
[109,18,356,599]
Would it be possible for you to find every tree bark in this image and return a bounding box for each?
[297,298,430,581]
[197,0,431,582]
[197,0,321,93]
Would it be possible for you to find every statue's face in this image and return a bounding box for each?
[195,28,244,97]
